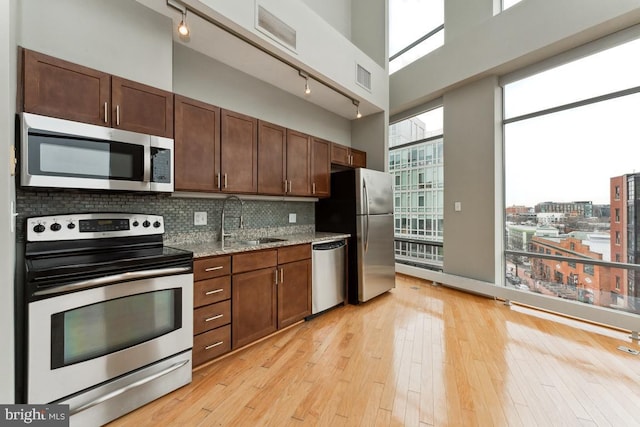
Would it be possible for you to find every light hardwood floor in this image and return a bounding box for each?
[108,274,640,426]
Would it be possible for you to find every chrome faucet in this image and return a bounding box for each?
[220,195,244,247]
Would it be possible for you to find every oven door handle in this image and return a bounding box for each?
[69,359,190,416]
[33,266,192,297]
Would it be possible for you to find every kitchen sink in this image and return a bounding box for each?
[231,237,287,246]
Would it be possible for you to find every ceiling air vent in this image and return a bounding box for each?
[356,63,371,91]
[257,5,297,51]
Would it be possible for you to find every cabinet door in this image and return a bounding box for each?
[311,138,331,197]
[221,109,258,194]
[351,148,367,168]
[286,130,311,196]
[232,268,277,348]
[257,120,286,195]
[278,259,311,329]
[174,95,221,192]
[330,143,350,167]
[22,49,110,126]
[111,76,174,138]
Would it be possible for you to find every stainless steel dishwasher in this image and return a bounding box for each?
[311,239,346,315]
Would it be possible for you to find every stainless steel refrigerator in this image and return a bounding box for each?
[316,168,395,303]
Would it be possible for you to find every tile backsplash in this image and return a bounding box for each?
[16,189,315,243]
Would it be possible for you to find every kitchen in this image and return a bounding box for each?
[5,1,640,426]
[3,0,390,425]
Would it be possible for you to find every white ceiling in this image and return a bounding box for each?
[137,0,375,120]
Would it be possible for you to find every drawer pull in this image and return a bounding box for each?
[205,341,224,350]
[205,289,224,295]
[205,314,224,322]
[204,266,224,272]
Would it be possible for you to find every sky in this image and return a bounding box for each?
[504,37,640,206]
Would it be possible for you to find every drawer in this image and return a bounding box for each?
[232,249,277,274]
[278,244,311,264]
[194,300,231,335]
[193,325,231,367]
[194,276,231,308]
[194,255,231,281]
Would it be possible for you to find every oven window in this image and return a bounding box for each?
[50,289,182,369]
[29,132,144,181]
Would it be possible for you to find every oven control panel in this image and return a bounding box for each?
[26,213,165,242]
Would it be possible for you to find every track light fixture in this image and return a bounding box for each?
[299,70,311,95]
[178,10,189,36]
[353,100,362,119]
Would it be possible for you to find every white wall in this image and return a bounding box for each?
[173,44,351,145]
[18,0,173,90]
[352,111,388,172]
[351,0,387,68]
[195,0,387,110]
[301,0,351,40]
[0,0,17,404]
[442,76,501,282]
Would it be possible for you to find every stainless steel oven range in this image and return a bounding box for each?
[22,213,193,427]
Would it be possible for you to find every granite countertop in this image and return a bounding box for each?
[169,232,350,258]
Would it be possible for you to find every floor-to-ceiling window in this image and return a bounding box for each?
[389,0,444,74]
[503,28,640,317]
[390,106,443,270]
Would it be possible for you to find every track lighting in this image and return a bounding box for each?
[353,100,362,119]
[299,70,311,95]
[178,11,189,36]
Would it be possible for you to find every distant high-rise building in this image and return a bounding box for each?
[611,174,640,310]
[389,116,443,269]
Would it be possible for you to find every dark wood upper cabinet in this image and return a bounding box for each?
[285,130,312,196]
[22,48,110,126]
[221,109,258,194]
[311,137,331,198]
[351,148,367,168]
[174,95,221,192]
[330,142,367,168]
[20,48,174,138]
[257,120,286,195]
[111,77,173,138]
[330,143,350,166]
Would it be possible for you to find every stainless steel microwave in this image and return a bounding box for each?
[20,113,174,192]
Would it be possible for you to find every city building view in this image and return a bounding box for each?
[505,174,640,314]
[389,109,443,270]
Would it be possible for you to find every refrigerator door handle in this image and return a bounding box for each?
[363,179,370,253]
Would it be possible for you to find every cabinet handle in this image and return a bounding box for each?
[205,288,224,295]
[288,181,292,193]
[204,266,223,272]
[216,173,221,190]
[349,154,353,165]
[224,173,228,189]
[104,102,108,123]
[205,341,224,350]
[275,268,278,285]
[205,314,224,322]
[312,182,316,194]
[116,105,120,126]
[283,180,288,194]
[280,268,284,283]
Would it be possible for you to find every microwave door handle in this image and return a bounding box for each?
[143,144,151,183]
[33,266,191,297]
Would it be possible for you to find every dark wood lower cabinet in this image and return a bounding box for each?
[278,259,311,329]
[232,267,278,349]
[231,244,312,350]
